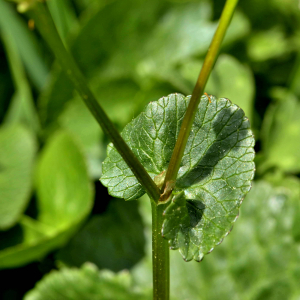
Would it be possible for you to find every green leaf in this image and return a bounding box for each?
[57,199,145,272]
[38,0,249,129]
[132,178,300,299]
[179,54,255,122]
[247,27,293,62]
[0,124,36,230]
[47,0,78,45]
[2,29,41,133]
[57,79,173,179]
[0,130,93,268]
[35,131,93,229]
[24,263,151,300]
[101,93,255,260]
[58,97,104,179]
[260,88,300,173]
[0,0,48,90]
[103,3,249,81]
[141,4,249,69]
[38,0,165,126]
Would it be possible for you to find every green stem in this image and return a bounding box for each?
[28,2,161,202]
[151,200,170,300]
[163,0,239,188]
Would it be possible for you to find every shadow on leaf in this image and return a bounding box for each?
[177,105,248,187]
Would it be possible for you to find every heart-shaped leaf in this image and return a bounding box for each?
[101,93,255,261]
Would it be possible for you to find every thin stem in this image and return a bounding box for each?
[163,0,239,189]
[28,2,161,202]
[151,200,170,300]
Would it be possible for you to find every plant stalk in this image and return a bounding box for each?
[27,2,161,202]
[162,0,239,189]
[151,200,170,300]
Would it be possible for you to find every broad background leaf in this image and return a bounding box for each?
[57,199,145,272]
[0,124,36,230]
[179,54,255,122]
[260,88,300,173]
[0,131,93,268]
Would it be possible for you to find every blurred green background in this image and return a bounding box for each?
[0,0,300,299]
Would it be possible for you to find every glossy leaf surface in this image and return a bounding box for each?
[101,93,255,260]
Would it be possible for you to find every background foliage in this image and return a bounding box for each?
[0,0,300,299]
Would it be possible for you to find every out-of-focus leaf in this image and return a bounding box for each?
[0,131,93,268]
[132,179,300,300]
[38,0,166,126]
[72,0,98,12]
[24,263,151,300]
[247,27,293,62]
[260,88,300,173]
[0,0,48,90]
[39,0,249,129]
[47,0,79,45]
[58,98,104,179]
[290,52,300,97]
[180,54,255,121]
[0,124,36,230]
[57,199,145,272]
[57,78,174,179]
[2,30,41,133]
[144,5,249,66]
[107,4,249,80]
[35,131,92,229]
[101,93,255,261]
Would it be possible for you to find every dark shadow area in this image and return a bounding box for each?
[186,200,205,227]
[24,194,38,219]
[0,253,57,300]
[56,199,146,272]
[177,106,249,187]
[92,180,111,215]
[0,42,14,123]
[0,224,23,251]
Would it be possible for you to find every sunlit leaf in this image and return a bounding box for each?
[260,88,300,173]
[180,54,255,121]
[0,124,36,230]
[0,131,93,268]
[101,93,255,260]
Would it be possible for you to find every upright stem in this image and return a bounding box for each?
[163,0,239,189]
[28,2,160,202]
[151,200,170,300]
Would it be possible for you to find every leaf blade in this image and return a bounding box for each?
[101,93,255,260]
